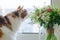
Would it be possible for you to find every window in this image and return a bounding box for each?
[0,0,51,33]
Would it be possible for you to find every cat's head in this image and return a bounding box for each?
[4,6,28,31]
[12,6,27,19]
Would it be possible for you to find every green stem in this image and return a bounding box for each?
[46,27,57,40]
[46,33,57,40]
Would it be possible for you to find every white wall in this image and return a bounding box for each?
[52,0,60,40]
[51,0,60,8]
[0,0,51,9]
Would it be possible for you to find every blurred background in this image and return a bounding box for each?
[0,0,51,40]
[0,0,51,33]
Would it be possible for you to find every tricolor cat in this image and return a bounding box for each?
[0,6,27,40]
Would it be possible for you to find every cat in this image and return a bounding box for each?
[0,6,27,40]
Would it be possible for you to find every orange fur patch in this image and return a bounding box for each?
[7,13,16,18]
[0,29,3,38]
[12,14,16,18]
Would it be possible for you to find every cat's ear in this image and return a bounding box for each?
[17,6,23,12]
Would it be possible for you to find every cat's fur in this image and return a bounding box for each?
[0,6,27,40]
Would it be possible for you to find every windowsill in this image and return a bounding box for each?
[18,32,39,34]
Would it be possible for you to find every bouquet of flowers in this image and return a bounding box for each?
[31,6,60,40]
